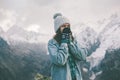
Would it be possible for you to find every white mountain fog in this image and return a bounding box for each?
[0,26,4,34]
[24,24,40,33]
[0,0,120,34]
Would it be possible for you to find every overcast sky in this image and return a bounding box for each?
[0,0,120,35]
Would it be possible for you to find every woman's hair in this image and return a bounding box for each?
[53,28,74,45]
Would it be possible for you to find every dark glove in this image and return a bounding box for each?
[61,27,71,44]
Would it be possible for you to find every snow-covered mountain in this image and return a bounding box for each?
[3,25,51,44]
[87,14,120,80]
[99,14,120,49]
[72,24,100,56]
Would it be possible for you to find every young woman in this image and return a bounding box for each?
[48,13,88,80]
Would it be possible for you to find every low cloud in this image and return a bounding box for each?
[0,0,120,34]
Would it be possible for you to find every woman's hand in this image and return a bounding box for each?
[61,27,71,44]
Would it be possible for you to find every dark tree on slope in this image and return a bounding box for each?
[11,42,51,80]
[95,48,120,80]
[0,37,17,80]
[0,37,51,80]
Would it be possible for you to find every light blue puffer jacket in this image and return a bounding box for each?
[48,38,87,80]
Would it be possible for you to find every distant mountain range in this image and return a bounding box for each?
[0,25,51,44]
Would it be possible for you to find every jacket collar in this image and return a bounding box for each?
[51,38,58,45]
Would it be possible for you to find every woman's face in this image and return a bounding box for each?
[60,23,70,32]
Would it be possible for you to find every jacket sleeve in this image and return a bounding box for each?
[68,40,87,61]
[48,40,69,66]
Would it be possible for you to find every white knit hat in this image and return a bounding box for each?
[53,13,70,33]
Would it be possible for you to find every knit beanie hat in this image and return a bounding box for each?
[53,13,70,33]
